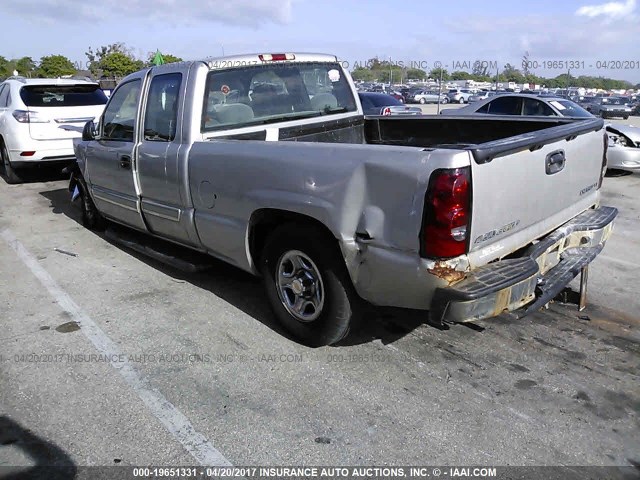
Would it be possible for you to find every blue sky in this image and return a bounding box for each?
[0,0,639,82]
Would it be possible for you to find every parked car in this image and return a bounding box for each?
[467,91,497,103]
[358,92,421,115]
[385,90,405,103]
[0,76,108,183]
[447,89,474,104]
[606,124,640,172]
[581,97,632,119]
[412,90,448,104]
[441,94,594,118]
[400,88,422,103]
[71,52,616,346]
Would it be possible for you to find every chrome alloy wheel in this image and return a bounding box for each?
[276,250,325,322]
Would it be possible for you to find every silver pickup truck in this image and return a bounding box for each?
[71,52,617,346]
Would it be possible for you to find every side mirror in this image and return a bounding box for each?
[82,120,97,141]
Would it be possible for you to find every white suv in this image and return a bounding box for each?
[0,77,108,183]
[447,89,474,104]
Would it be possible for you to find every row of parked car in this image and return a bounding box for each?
[357,88,640,172]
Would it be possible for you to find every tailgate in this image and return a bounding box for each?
[467,118,605,267]
[28,105,103,140]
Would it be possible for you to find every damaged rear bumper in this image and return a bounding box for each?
[429,206,618,324]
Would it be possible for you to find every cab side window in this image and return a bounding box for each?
[101,80,141,142]
[144,73,182,142]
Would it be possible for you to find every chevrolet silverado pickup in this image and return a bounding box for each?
[71,52,617,346]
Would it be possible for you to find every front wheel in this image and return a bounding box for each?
[623,115,629,120]
[0,139,23,184]
[442,97,449,104]
[260,224,362,346]
[419,98,426,104]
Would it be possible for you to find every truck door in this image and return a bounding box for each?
[86,74,147,231]
[136,70,199,246]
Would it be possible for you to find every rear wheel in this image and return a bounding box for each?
[600,112,608,119]
[0,139,23,184]
[623,115,629,120]
[458,97,465,104]
[75,175,107,231]
[260,223,362,347]
[442,97,449,104]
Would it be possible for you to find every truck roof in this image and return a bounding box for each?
[147,53,340,74]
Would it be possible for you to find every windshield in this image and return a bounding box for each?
[20,85,108,107]
[551,100,593,117]
[202,62,357,132]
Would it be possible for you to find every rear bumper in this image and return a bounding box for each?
[7,138,76,166]
[429,206,618,324]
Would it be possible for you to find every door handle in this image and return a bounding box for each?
[545,150,565,175]
[119,155,132,170]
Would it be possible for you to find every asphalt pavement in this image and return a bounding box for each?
[0,114,638,476]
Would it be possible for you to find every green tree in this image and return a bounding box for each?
[405,68,427,81]
[100,52,144,77]
[521,51,531,77]
[0,56,10,78]
[14,57,36,77]
[37,55,76,77]
[501,63,524,83]
[450,71,472,80]
[350,67,376,82]
[86,42,143,77]
[472,60,491,78]
[429,68,450,81]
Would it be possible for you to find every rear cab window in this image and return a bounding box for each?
[201,62,358,132]
[19,84,108,107]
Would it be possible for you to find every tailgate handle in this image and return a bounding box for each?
[545,150,565,175]
[119,155,132,170]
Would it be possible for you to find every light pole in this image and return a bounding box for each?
[221,44,225,56]
[437,68,443,114]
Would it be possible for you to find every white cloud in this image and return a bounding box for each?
[0,0,295,26]
[576,0,636,19]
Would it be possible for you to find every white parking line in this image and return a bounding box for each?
[1,228,232,467]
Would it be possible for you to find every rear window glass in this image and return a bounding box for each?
[366,95,402,107]
[20,85,108,107]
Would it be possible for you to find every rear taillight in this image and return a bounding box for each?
[382,107,392,116]
[598,129,608,189]
[12,110,49,123]
[421,167,471,258]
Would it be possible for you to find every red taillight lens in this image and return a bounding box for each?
[421,167,471,258]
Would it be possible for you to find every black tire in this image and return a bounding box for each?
[419,98,426,104]
[623,115,629,120]
[600,112,607,119]
[260,223,361,347]
[458,97,465,104]
[76,176,107,231]
[442,97,449,104]
[0,139,23,184]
